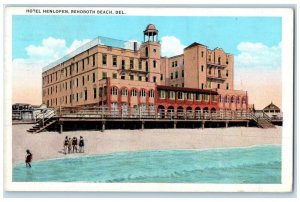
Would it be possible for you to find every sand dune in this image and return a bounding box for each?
[12,124,281,164]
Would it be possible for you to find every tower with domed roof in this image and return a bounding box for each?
[140,24,162,84]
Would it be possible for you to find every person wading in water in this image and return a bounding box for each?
[25,149,32,168]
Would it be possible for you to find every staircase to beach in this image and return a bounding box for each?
[27,109,57,133]
[249,111,276,129]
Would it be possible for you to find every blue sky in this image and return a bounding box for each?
[12,15,281,59]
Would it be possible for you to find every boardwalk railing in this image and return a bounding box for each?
[55,106,251,121]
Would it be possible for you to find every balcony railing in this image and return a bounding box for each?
[54,106,251,120]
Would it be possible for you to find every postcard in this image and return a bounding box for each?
[4,6,294,192]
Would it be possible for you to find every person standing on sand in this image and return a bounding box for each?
[63,136,68,154]
[25,149,32,167]
[68,137,72,153]
[72,137,78,153]
[79,136,85,153]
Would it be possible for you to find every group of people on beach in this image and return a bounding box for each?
[64,136,85,154]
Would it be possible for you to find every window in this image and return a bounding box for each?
[130,75,134,80]
[153,49,156,52]
[84,90,87,100]
[201,51,204,57]
[201,65,204,72]
[153,76,156,83]
[149,90,155,98]
[172,61,174,67]
[201,83,204,89]
[94,88,97,99]
[131,89,137,96]
[82,59,85,70]
[208,55,211,62]
[153,60,156,68]
[175,71,178,79]
[82,76,85,86]
[226,83,229,90]
[145,47,148,57]
[219,96,223,103]
[160,74,163,80]
[226,58,229,64]
[212,95,217,102]
[207,82,211,88]
[93,72,96,82]
[99,87,103,97]
[111,87,118,95]
[112,73,117,79]
[130,59,134,69]
[178,92,184,100]
[231,96,235,103]
[76,63,78,73]
[187,93,193,100]
[122,59,125,69]
[217,84,220,89]
[208,68,211,75]
[204,94,209,101]
[237,97,241,104]
[159,90,166,99]
[138,60,142,69]
[122,88,128,96]
[140,89,146,97]
[138,76,142,81]
[76,78,78,87]
[102,72,107,79]
[87,56,89,65]
[121,75,125,80]
[226,70,229,77]
[169,91,175,100]
[171,73,173,80]
[102,54,107,65]
[76,93,78,102]
[113,56,117,66]
[218,56,221,65]
[196,94,202,101]
[242,97,246,104]
[226,96,230,103]
[93,54,96,66]
[182,70,184,77]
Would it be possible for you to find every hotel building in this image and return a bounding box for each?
[42,24,248,117]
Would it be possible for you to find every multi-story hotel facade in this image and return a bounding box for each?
[42,24,248,118]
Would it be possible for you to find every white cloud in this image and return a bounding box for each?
[234,41,282,109]
[235,41,281,69]
[161,36,185,57]
[13,37,91,105]
[123,39,141,50]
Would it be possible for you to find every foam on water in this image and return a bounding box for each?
[13,145,281,183]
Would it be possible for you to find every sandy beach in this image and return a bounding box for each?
[12,124,282,164]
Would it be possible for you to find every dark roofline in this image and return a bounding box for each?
[157,85,218,95]
[184,42,207,50]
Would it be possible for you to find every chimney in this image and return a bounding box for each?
[133,42,138,52]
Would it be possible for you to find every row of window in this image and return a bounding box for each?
[170,70,184,80]
[43,54,96,85]
[43,73,96,96]
[102,54,157,70]
[157,90,246,104]
[158,90,216,101]
[109,87,155,98]
[207,55,229,65]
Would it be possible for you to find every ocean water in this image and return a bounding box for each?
[13,145,281,183]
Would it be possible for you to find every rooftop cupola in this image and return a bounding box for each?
[144,24,158,42]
